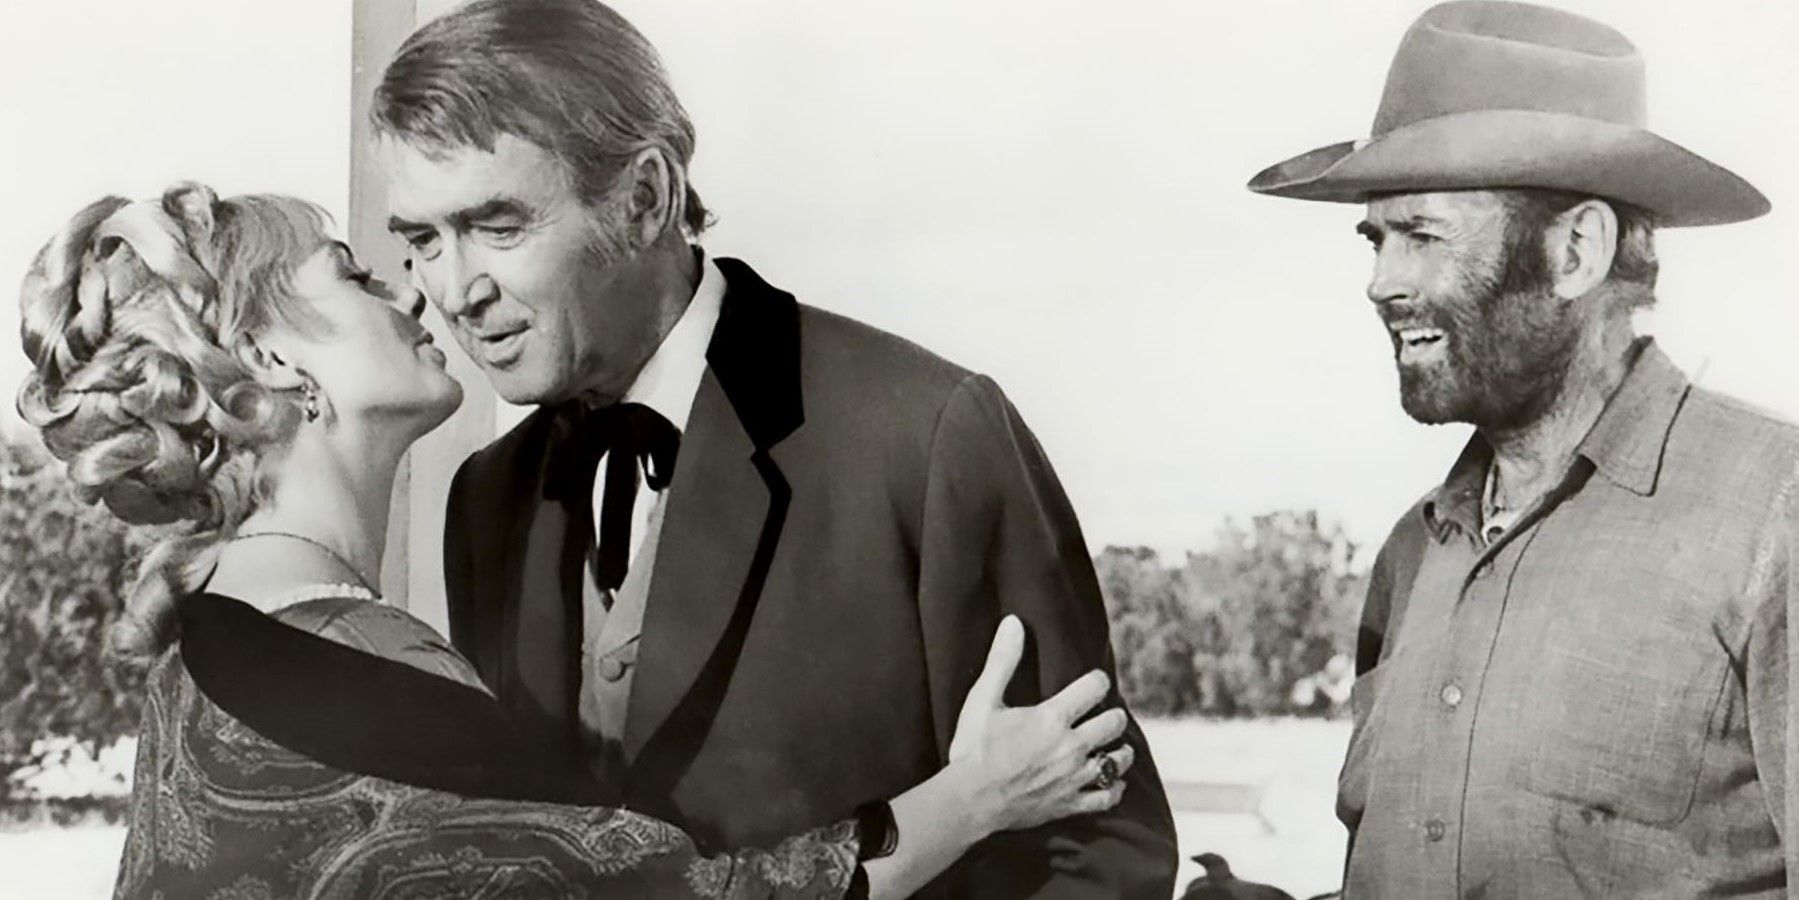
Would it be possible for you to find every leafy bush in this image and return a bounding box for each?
[1099,511,1365,718]
[0,434,150,802]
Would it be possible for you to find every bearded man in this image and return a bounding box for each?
[1251,2,1799,896]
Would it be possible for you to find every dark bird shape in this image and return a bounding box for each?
[1178,852,1299,900]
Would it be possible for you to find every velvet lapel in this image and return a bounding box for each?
[501,409,586,742]
[622,258,803,777]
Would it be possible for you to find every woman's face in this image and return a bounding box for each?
[276,242,463,435]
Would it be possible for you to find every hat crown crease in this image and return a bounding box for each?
[1373,2,1646,134]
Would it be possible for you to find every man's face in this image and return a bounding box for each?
[382,134,659,406]
[1357,191,1580,430]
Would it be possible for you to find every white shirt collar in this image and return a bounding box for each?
[621,249,724,435]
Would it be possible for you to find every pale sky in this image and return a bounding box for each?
[5,0,1799,555]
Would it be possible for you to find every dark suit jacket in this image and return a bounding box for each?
[443,258,1177,898]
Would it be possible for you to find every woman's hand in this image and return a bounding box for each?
[857,617,1135,900]
[945,615,1134,835]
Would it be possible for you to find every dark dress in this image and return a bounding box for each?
[113,592,861,899]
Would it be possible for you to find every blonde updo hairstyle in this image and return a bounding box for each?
[17,183,336,660]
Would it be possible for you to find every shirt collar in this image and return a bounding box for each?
[1422,337,1690,541]
[1574,338,1690,496]
[1423,437,1491,542]
[620,248,725,435]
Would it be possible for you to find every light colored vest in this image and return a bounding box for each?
[576,495,665,775]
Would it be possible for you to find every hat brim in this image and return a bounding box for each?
[1247,109,1768,227]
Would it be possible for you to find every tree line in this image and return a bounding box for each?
[1096,511,1364,718]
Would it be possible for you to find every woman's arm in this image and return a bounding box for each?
[860,615,1132,899]
[181,598,1125,899]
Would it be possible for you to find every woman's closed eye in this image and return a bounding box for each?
[328,243,380,289]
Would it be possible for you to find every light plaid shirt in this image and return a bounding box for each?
[1343,339,1799,898]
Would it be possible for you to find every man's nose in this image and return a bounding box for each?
[435,245,500,318]
[1365,246,1416,307]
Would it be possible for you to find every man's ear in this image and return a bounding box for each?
[234,332,306,391]
[1546,199,1618,301]
[622,147,684,247]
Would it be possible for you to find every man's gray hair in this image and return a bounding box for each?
[372,0,709,235]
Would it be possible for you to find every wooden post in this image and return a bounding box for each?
[351,0,494,634]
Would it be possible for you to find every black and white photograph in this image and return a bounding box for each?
[3,1,1799,897]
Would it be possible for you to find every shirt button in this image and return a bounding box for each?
[1424,818,1447,842]
[1439,682,1463,709]
[597,656,630,682]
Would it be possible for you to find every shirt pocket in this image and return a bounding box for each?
[1519,612,1729,826]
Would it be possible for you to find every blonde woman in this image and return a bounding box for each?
[17,184,1134,899]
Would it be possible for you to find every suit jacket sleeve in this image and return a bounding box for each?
[915,373,1178,900]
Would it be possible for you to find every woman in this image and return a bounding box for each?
[16,184,1136,899]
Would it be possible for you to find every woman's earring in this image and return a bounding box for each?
[299,373,322,422]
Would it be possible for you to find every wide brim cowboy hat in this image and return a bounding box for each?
[1247,0,1768,227]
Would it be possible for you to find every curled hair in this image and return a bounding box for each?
[1498,188,1660,311]
[372,0,710,235]
[16,183,333,660]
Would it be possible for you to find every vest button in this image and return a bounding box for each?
[597,656,629,682]
[1424,818,1447,842]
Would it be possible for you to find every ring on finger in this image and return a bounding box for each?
[1090,752,1121,790]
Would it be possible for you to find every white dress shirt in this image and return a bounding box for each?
[590,250,725,565]
[575,250,723,759]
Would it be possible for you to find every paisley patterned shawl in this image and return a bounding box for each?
[112,592,858,899]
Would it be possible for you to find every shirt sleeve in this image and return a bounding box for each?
[1341,500,1432,857]
[1742,459,1799,878]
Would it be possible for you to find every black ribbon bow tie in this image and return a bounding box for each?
[544,401,681,592]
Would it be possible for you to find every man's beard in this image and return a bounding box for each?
[1395,231,1582,430]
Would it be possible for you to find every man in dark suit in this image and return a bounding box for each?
[370,0,1175,896]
